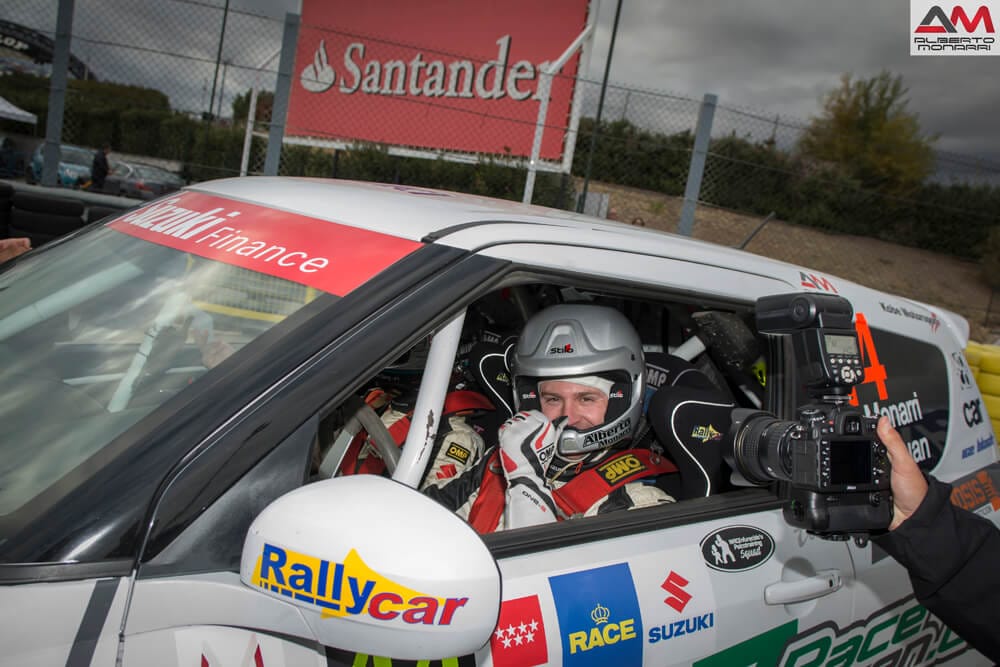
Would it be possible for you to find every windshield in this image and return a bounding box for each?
[0,225,321,519]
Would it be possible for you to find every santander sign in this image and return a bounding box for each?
[287,0,590,160]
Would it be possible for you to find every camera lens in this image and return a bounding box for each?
[726,410,799,485]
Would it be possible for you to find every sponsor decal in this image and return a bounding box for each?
[700,526,775,572]
[521,391,537,400]
[496,371,510,384]
[691,424,722,443]
[860,391,932,463]
[548,343,575,354]
[549,563,643,664]
[289,2,588,160]
[582,419,631,449]
[694,620,797,667]
[328,650,473,667]
[109,192,421,296]
[878,301,941,332]
[979,433,996,451]
[963,398,984,427]
[778,595,968,665]
[799,272,838,293]
[648,570,716,645]
[646,364,668,390]
[950,466,1000,513]
[597,453,646,485]
[490,596,547,667]
[446,443,471,464]
[609,390,625,399]
[952,351,974,389]
[250,543,467,625]
[911,0,998,54]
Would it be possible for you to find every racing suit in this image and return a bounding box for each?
[873,475,1000,661]
[423,410,675,532]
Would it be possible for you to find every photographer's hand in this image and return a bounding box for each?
[877,416,929,530]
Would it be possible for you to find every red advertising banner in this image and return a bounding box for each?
[288,0,590,161]
[108,192,422,296]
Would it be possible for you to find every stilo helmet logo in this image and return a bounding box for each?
[548,343,575,354]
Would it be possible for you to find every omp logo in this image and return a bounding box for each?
[446,443,471,463]
[598,453,645,484]
[660,571,692,612]
[691,424,721,443]
[548,344,575,354]
[800,272,838,293]
[915,4,995,31]
[964,398,984,427]
[251,544,468,625]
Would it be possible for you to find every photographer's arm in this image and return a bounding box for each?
[873,417,1000,661]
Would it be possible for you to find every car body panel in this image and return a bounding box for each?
[0,178,995,665]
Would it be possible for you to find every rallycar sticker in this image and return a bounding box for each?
[108,191,423,296]
[250,543,468,626]
[549,563,643,665]
[700,525,774,572]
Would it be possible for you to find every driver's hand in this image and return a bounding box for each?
[499,410,564,480]
[877,416,929,530]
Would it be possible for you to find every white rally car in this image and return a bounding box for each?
[0,177,996,666]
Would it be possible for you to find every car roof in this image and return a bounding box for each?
[191,176,793,272]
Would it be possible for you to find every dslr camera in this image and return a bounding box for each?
[723,293,892,537]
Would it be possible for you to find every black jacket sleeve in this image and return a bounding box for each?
[873,475,1000,662]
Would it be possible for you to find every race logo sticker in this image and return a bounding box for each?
[691,424,722,443]
[109,192,422,296]
[648,571,715,645]
[490,595,547,667]
[799,272,838,293]
[700,526,774,572]
[778,595,968,665]
[952,351,974,390]
[445,443,471,464]
[911,0,999,55]
[877,301,941,333]
[963,398,984,427]
[950,464,1000,515]
[597,453,647,485]
[549,563,643,665]
[250,544,468,626]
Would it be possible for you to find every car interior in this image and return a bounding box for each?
[309,279,775,531]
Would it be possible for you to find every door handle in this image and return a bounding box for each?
[764,569,843,605]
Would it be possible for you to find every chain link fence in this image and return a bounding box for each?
[4,0,1000,335]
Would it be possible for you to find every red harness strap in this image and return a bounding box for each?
[552,449,677,517]
[468,450,506,534]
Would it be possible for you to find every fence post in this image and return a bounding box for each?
[42,0,75,187]
[678,93,717,236]
[263,12,300,176]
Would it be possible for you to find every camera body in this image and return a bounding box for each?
[725,293,893,537]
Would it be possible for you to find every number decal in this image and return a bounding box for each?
[849,312,889,405]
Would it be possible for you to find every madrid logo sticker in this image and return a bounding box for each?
[911,0,999,54]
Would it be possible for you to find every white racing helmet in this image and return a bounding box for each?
[512,304,645,456]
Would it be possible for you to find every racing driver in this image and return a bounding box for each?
[423,304,676,531]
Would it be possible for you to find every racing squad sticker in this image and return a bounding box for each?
[700,525,775,572]
[108,191,422,296]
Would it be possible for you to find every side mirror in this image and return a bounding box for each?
[240,475,500,660]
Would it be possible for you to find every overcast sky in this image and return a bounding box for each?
[8,0,999,167]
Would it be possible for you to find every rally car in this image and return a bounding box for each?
[0,177,996,666]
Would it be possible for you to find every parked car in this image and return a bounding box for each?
[0,177,995,666]
[25,142,92,187]
[105,160,185,199]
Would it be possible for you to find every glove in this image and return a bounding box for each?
[498,411,565,527]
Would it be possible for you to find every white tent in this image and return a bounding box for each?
[0,96,37,125]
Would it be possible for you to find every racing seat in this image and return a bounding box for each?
[646,356,736,500]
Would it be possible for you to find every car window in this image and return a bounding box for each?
[61,147,92,166]
[308,281,765,534]
[0,226,323,522]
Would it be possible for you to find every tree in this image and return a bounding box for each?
[231,89,274,126]
[798,71,936,194]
